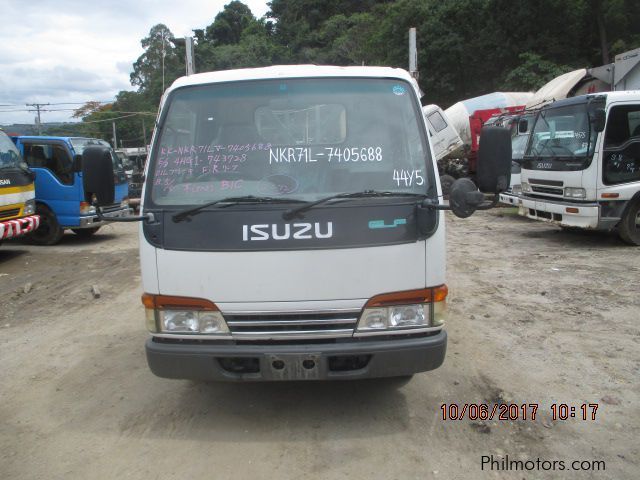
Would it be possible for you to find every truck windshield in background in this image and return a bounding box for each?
[523,101,599,171]
[70,138,126,183]
[0,133,28,171]
[148,78,433,206]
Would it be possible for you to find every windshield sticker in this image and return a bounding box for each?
[392,85,407,96]
[368,218,407,229]
[258,174,299,195]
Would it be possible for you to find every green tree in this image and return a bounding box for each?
[205,0,256,44]
[501,52,572,91]
[131,24,184,105]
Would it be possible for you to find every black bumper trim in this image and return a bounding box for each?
[145,331,447,381]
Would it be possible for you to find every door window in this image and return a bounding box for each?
[24,143,74,185]
[603,105,640,185]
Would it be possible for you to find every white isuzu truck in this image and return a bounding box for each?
[81,65,511,381]
[519,91,640,245]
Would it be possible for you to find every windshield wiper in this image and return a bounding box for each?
[282,190,426,220]
[172,195,306,223]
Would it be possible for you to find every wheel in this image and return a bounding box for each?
[618,200,640,246]
[440,174,456,197]
[71,227,101,238]
[26,204,64,245]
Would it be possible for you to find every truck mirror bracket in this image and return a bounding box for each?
[95,207,155,223]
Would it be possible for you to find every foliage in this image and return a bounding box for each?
[502,53,572,91]
[76,0,640,144]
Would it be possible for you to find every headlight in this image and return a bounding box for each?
[389,304,427,327]
[79,201,96,215]
[142,294,230,335]
[158,310,228,333]
[521,182,532,193]
[356,286,447,335]
[511,184,522,195]
[23,199,36,215]
[564,187,586,199]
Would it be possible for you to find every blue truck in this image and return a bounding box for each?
[11,136,130,245]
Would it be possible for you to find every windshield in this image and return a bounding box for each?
[70,137,125,178]
[0,132,28,170]
[70,137,111,154]
[149,77,433,206]
[525,104,596,160]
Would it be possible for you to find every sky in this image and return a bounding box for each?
[0,0,269,126]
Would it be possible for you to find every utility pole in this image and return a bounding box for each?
[26,102,50,135]
[409,27,418,80]
[161,30,166,93]
[185,36,196,75]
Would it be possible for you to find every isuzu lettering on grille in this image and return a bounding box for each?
[242,222,333,241]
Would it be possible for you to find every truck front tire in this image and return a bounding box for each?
[26,204,64,246]
[618,200,640,246]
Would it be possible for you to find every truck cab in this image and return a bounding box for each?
[519,92,640,245]
[12,136,130,244]
[0,130,40,244]
[82,65,511,381]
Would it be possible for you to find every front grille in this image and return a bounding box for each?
[531,185,563,196]
[0,208,20,220]
[225,309,361,340]
[529,178,563,187]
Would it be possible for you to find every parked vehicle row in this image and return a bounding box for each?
[0,132,131,246]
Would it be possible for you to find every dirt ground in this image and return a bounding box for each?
[1,210,638,480]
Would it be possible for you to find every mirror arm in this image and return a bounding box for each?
[95,205,155,223]
[421,199,451,211]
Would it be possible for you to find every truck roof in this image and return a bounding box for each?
[167,64,420,96]
[13,136,104,141]
[542,90,640,109]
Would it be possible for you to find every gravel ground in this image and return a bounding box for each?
[1,210,638,479]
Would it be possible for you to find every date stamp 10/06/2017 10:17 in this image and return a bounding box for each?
[440,403,599,422]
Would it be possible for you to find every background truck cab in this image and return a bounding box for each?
[0,130,40,244]
[12,136,129,245]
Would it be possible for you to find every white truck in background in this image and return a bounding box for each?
[422,104,463,161]
[519,91,640,245]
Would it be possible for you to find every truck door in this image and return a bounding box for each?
[21,140,81,227]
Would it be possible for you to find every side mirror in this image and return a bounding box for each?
[81,146,114,206]
[449,178,484,218]
[476,126,511,193]
[72,154,82,172]
[518,118,528,133]
[591,108,606,132]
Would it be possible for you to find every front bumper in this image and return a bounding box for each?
[499,192,521,206]
[0,215,40,240]
[145,331,447,381]
[78,206,132,228]
[518,196,601,229]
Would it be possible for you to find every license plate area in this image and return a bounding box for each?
[266,353,321,380]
